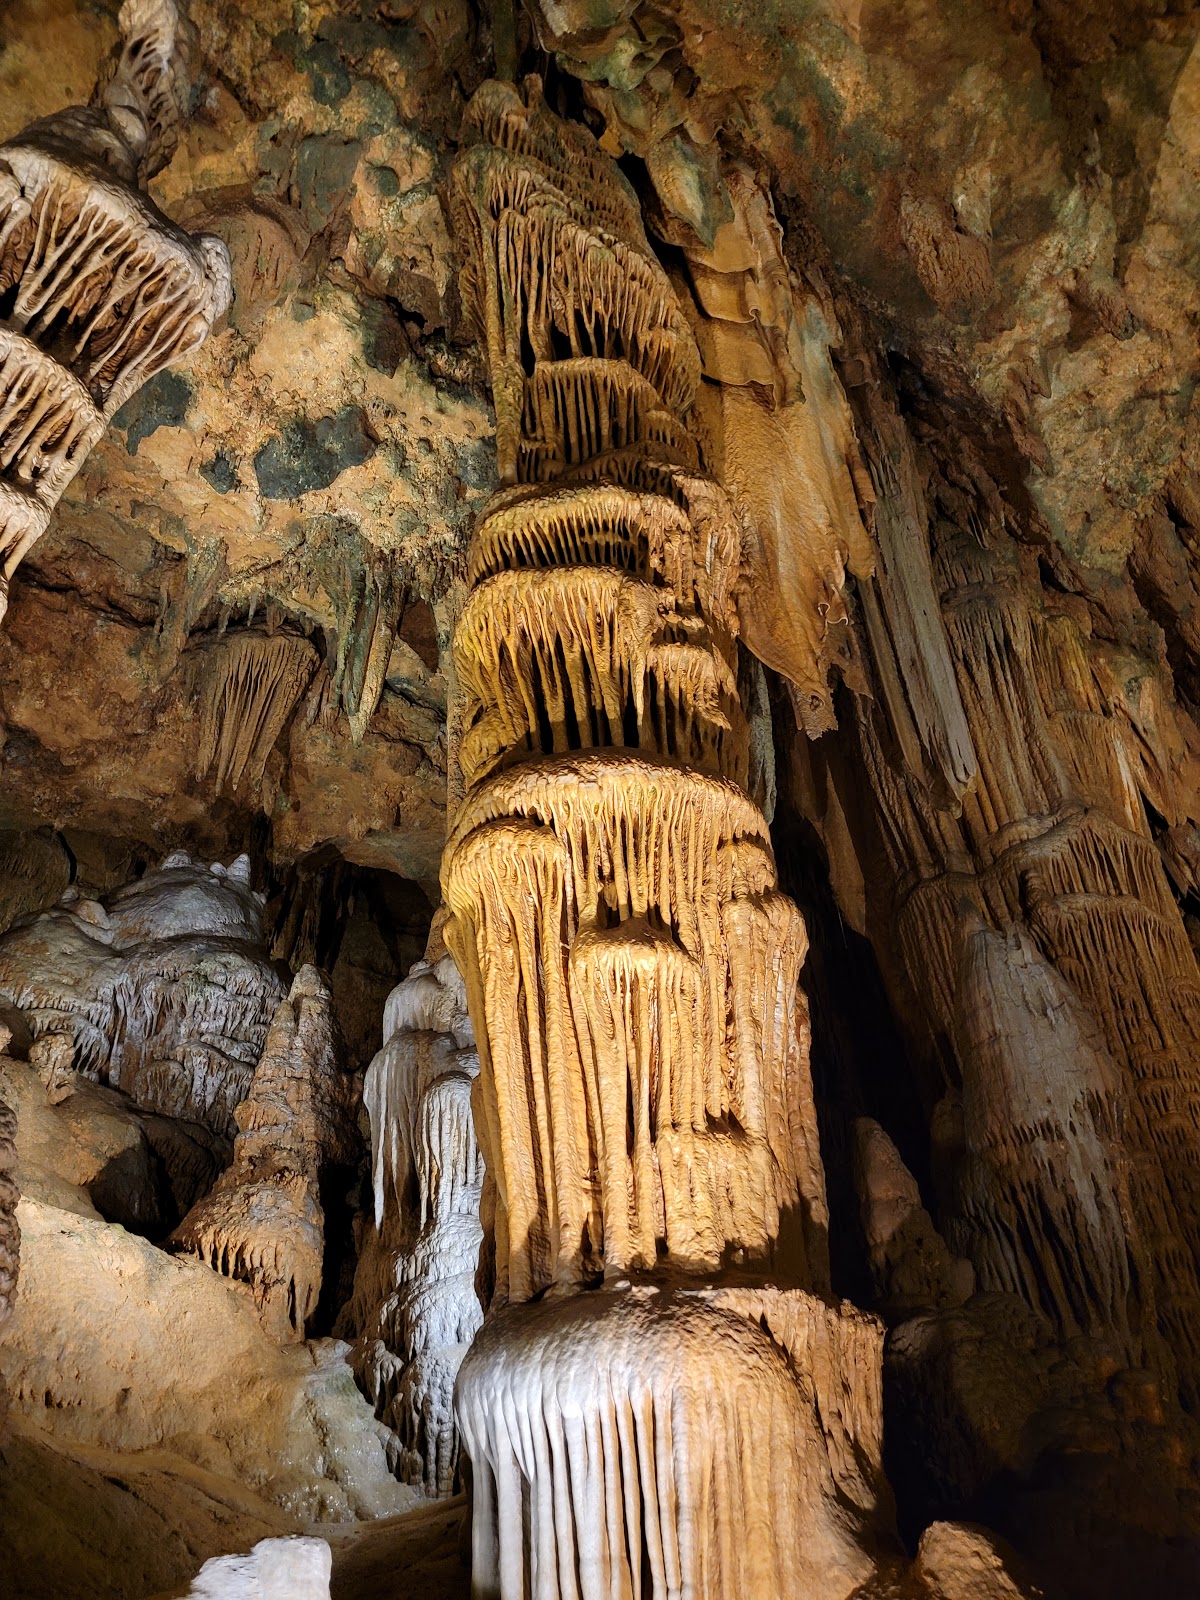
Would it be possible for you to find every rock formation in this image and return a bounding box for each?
[171,965,358,1342]
[0,852,285,1136]
[347,948,484,1496]
[180,1536,332,1600]
[443,76,886,1600]
[195,632,320,797]
[0,0,231,620]
[949,916,1148,1358]
[850,502,1200,1400]
[0,1059,18,1442]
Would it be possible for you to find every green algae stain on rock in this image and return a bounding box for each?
[199,453,239,495]
[294,136,363,235]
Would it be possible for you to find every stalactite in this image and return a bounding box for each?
[0,0,231,619]
[845,366,976,809]
[455,566,745,788]
[171,965,357,1342]
[852,493,1200,1401]
[195,631,318,794]
[670,165,877,734]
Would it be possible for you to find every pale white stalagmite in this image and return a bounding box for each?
[180,1536,332,1600]
[349,952,484,1495]
[0,0,231,619]
[0,852,284,1136]
[444,76,887,1600]
[172,965,357,1342]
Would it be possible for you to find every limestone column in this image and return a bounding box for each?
[442,77,888,1600]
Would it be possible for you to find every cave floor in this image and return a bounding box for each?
[0,1416,470,1600]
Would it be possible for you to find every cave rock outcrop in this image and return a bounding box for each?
[0,852,285,1137]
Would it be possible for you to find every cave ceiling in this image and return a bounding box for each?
[0,0,1194,903]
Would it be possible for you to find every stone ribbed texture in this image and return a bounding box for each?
[0,0,230,619]
[442,77,885,1600]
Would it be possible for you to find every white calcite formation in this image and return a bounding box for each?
[172,965,358,1342]
[349,950,484,1496]
[0,0,231,621]
[182,1537,332,1600]
[442,77,888,1600]
[0,852,285,1137]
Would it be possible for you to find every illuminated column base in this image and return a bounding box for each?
[456,1286,885,1600]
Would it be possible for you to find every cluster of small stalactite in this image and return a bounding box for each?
[441,77,888,1600]
[455,566,746,788]
[0,0,230,620]
[450,79,699,489]
[195,631,319,795]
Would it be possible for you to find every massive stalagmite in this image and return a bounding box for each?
[443,77,887,1600]
[0,0,231,620]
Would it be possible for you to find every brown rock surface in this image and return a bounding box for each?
[0,1187,415,1521]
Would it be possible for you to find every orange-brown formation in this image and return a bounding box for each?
[171,966,357,1342]
[444,78,885,1600]
[0,0,231,621]
[195,632,319,795]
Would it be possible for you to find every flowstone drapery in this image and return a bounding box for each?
[444,78,886,1600]
[0,0,231,621]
